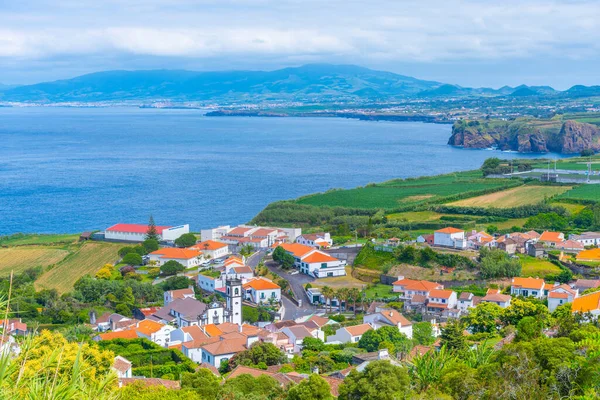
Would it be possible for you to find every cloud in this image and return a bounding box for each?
[0,0,599,85]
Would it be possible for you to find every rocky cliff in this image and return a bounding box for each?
[448,119,600,154]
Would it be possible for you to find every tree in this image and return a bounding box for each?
[479,247,521,278]
[302,337,326,352]
[142,238,160,253]
[242,305,259,323]
[440,320,467,353]
[287,374,333,400]
[180,368,221,398]
[161,276,193,291]
[160,260,185,276]
[348,287,361,315]
[175,233,197,248]
[227,342,286,370]
[486,225,499,235]
[239,244,255,258]
[516,316,542,342]
[464,301,502,334]
[95,264,114,280]
[122,252,143,266]
[338,360,411,400]
[119,246,137,257]
[273,246,295,269]
[336,287,350,312]
[358,326,411,354]
[413,321,435,345]
[146,215,159,241]
[321,286,334,314]
[221,373,283,399]
[500,298,549,327]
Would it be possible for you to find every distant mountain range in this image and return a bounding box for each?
[1,64,599,103]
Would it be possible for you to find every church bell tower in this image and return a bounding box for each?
[226,278,242,325]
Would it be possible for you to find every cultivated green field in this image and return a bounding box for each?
[296,171,519,210]
[35,242,122,293]
[448,185,571,208]
[518,255,561,278]
[0,233,79,246]
[558,185,600,203]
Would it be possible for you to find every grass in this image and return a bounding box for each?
[0,233,79,246]
[353,246,396,270]
[312,267,366,289]
[448,185,571,208]
[558,185,600,203]
[388,264,478,281]
[364,284,397,299]
[295,171,518,210]
[35,242,122,293]
[0,246,70,275]
[518,255,562,278]
[550,202,586,214]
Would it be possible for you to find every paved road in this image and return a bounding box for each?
[264,259,316,320]
[246,249,267,270]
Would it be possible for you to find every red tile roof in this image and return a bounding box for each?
[344,323,372,336]
[302,251,338,263]
[107,223,171,234]
[435,227,464,234]
[429,289,454,299]
[512,277,545,290]
[151,248,201,260]
[243,277,281,291]
[392,278,442,292]
[189,240,228,251]
[539,231,564,243]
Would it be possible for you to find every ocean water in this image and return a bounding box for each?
[0,107,560,235]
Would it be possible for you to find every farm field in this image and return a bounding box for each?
[550,202,586,214]
[448,185,571,208]
[0,233,79,246]
[35,242,122,293]
[388,264,478,281]
[518,255,561,278]
[0,246,70,276]
[296,171,519,210]
[558,185,600,203]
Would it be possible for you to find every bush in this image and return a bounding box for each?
[160,260,185,276]
[122,253,143,266]
[175,233,197,248]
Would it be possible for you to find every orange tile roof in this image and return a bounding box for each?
[202,338,247,355]
[150,248,202,260]
[301,251,338,263]
[202,324,223,337]
[344,323,372,336]
[512,277,545,290]
[168,288,194,299]
[379,310,412,326]
[577,248,600,262]
[539,231,564,243]
[189,240,228,251]
[243,277,281,291]
[136,320,164,336]
[181,325,209,341]
[435,227,464,234]
[98,329,138,341]
[392,278,442,292]
[429,289,455,299]
[278,243,315,258]
[549,292,569,299]
[572,291,600,313]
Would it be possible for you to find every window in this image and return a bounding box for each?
[442,299,446,303]
[261,292,265,299]
[271,292,276,298]
[321,263,327,269]
[234,288,239,295]
[327,272,333,277]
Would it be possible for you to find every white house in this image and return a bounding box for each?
[569,232,600,247]
[511,277,546,299]
[164,288,195,306]
[572,291,600,318]
[149,248,203,268]
[196,274,224,293]
[433,227,466,249]
[426,289,458,313]
[105,223,189,242]
[457,292,477,311]
[243,277,281,304]
[548,284,578,312]
[135,320,174,347]
[296,233,333,249]
[326,323,372,344]
[363,309,413,339]
[112,356,132,379]
[392,277,443,299]
[278,243,346,278]
[188,240,230,259]
[481,289,512,308]
[200,335,248,367]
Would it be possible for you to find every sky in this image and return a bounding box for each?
[1,0,599,89]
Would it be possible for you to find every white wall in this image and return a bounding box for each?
[163,225,190,241]
[105,230,148,242]
[434,232,465,248]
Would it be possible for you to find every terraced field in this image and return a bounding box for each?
[296,171,519,210]
[0,246,70,275]
[448,185,571,208]
[35,242,122,293]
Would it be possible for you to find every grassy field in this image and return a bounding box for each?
[353,246,396,270]
[518,255,561,278]
[312,267,365,289]
[0,246,70,276]
[35,242,122,293]
[388,264,478,281]
[296,171,519,210]
[364,284,397,300]
[388,210,529,231]
[0,233,79,246]
[550,202,586,214]
[448,185,571,208]
[558,185,600,203]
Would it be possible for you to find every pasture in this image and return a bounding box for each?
[0,246,70,276]
[35,242,122,293]
[448,185,570,208]
[296,171,519,210]
[559,185,600,203]
[518,255,561,278]
[0,233,79,246]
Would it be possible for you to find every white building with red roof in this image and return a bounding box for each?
[149,248,203,268]
[434,227,466,249]
[188,240,230,259]
[277,243,346,278]
[243,277,282,304]
[426,289,458,312]
[547,284,578,312]
[392,277,444,299]
[363,309,413,339]
[481,288,512,308]
[296,233,333,249]
[105,223,189,242]
[510,277,546,299]
[326,323,372,344]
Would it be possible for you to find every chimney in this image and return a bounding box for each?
[239,324,243,333]
[378,349,389,359]
[389,311,394,316]
[397,275,404,281]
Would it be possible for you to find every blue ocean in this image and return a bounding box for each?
[0,107,557,234]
